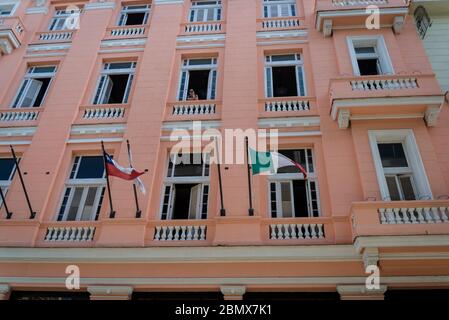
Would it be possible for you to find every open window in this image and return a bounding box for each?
[57,156,106,221]
[11,66,57,108]
[369,130,432,201]
[48,7,82,31]
[348,36,394,76]
[0,158,17,207]
[268,149,319,218]
[178,58,218,101]
[263,0,296,18]
[189,1,222,22]
[414,6,432,39]
[0,1,19,16]
[92,62,136,105]
[265,54,306,98]
[118,4,151,26]
[160,153,210,220]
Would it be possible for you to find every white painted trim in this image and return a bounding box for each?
[0,0,20,16]
[258,131,322,138]
[100,39,147,48]
[27,43,71,52]
[154,0,184,4]
[99,48,145,54]
[354,235,449,253]
[84,2,115,11]
[67,137,123,144]
[258,116,320,128]
[257,40,308,46]
[0,140,31,145]
[24,52,67,58]
[26,7,48,15]
[256,30,307,39]
[176,34,225,43]
[161,120,221,131]
[368,129,433,201]
[0,29,19,48]
[70,124,126,135]
[350,113,423,121]
[176,44,225,49]
[0,126,36,137]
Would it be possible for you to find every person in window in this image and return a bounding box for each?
[187,89,199,100]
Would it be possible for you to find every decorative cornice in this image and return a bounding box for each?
[87,286,133,300]
[354,235,449,254]
[67,137,123,144]
[256,30,308,39]
[70,124,126,135]
[27,43,71,52]
[258,116,320,129]
[84,2,115,11]
[154,0,185,4]
[176,34,225,43]
[337,285,387,300]
[0,126,36,137]
[26,7,49,15]
[161,120,221,131]
[100,38,147,48]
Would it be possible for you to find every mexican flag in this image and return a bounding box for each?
[249,148,308,178]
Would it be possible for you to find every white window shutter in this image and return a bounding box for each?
[20,79,42,108]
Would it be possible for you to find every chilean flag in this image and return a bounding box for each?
[104,152,144,181]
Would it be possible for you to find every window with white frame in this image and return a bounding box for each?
[57,156,106,221]
[268,149,320,218]
[263,0,296,18]
[347,36,394,76]
[369,130,432,201]
[160,153,210,220]
[92,62,136,105]
[414,6,432,39]
[118,4,150,26]
[178,58,218,101]
[189,1,221,22]
[0,1,19,16]
[265,54,306,98]
[48,7,81,31]
[0,158,16,206]
[11,66,57,108]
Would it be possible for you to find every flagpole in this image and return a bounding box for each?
[101,141,115,219]
[10,145,35,219]
[0,186,12,219]
[214,137,225,216]
[127,139,141,218]
[245,137,254,216]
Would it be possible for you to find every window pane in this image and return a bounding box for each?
[386,176,401,201]
[293,180,309,217]
[272,66,298,97]
[378,143,408,168]
[75,156,104,179]
[173,154,204,177]
[280,182,293,218]
[357,58,380,76]
[399,176,416,200]
[0,158,15,180]
[355,46,376,54]
[270,182,277,218]
[80,187,98,221]
[66,187,84,220]
[277,149,307,174]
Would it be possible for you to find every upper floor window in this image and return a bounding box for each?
[0,158,16,206]
[269,149,319,218]
[347,36,394,76]
[118,4,150,26]
[48,8,81,31]
[178,58,217,101]
[57,156,106,221]
[0,1,18,16]
[189,1,222,22]
[265,54,306,98]
[414,6,432,39]
[92,62,136,105]
[263,0,296,18]
[160,153,210,220]
[11,66,57,108]
[369,130,432,201]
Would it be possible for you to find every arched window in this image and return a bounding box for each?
[414,6,432,39]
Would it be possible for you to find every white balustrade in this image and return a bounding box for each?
[39,31,73,41]
[261,18,301,29]
[332,0,388,6]
[110,27,146,37]
[378,207,449,224]
[153,225,207,241]
[44,226,96,242]
[350,78,418,91]
[265,99,310,112]
[269,223,325,240]
[184,22,222,33]
[172,103,216,116]
[82,107,125,120]
[0,110,39,122]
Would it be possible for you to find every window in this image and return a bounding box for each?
[0,1,18,16]
[160,153,210,220]
[178,58,218,101]
[0,158,16,206]
[263,0,296,18]
[265,54,306,98]
[347,36,394,76]
[57,156,106,221]
[118,4,150,26]
[92,62,136,105]
[414,6,432,39]
[268,149,319,218]
[369,130,432,201]
[48,8,81,31]
[11,66,57,108]
[189,1,221,22]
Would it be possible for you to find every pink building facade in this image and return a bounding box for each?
[0,0,448,300]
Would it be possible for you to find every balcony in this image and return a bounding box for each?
[104,25,148,40]
[148,219,214,245]
[256,17,303,32]
[164,100,221,121]
[351,200,449,239]
[35,221,98,247]
[315,0,409,36]
[0,108,41,126]
[0,16,25,55]
[74,104,129,124]
[258,97,316,119]
[329,74,444,128]
[180,21,225,35]
[32,30,75,43]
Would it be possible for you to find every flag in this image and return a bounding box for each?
[104,152,145,185]
[249,148,308,178]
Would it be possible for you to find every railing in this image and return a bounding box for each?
[165,100,221,121]
[258,17,302,31]
[379,207,449,224]
[0,109,40,122]
[153,224,207,241]
[270,223,325,240]
[350,78,418,91]
[181,21,224,34]
[264,98,311,112]
[332,0,388,6]
[172,102,216,116]
[44,226,96,242]
[317,0,405,11]
[82,106,126,120]
[37,30,73,42]
[108,26,146,38]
